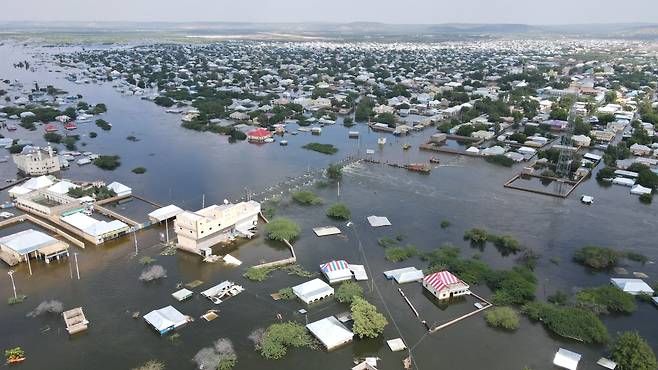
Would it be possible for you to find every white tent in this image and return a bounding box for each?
[292,278,334,304]
[306,316,353,350]
[107,181,132,197]
[320,260,353,284]
[630,184,652,195]
[349,264,368,281]
[553,348,581,370]
[383,267,424,284]
[8,185,31,198]
[47,180,78,195]
[148,205,184,223]
[611,278,655,295]
[596,358,617,369]
[143,306,188,335]
[23,175,54,190]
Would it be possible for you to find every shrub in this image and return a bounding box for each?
[89,131,97,138]
[484,155,514,167]
[44,132,62,143]
[547,291,569,306]
[326,203,351,220]
[132,167,147,174]
[351,297,388,338]
[385,245,418,262]
[265,217,301,242]
[126,135,139,142]
[154,96,175,107]
[326,164,342,180]
[625,251,648,264]
[260,322,314,359]
[139,256,156,265]
[335,281,364,303]
[573,246,619,269]
[7,295,27,305]
[291,191,323,205]
[575,285,636,315]
[491,235,522,255]
[277,287,295,300]
[243,267,274,282]
[132,360,165,370]
[94,155,121,170]
[522,302,609,343]
[440,220,451,229]
[302,143,338,155]
[488,267,537,305]
[611,331,657,370]
[377,237,398,248]
[639,193,652,204]
[95,119,112,130]
[484,307,520,330]
[464,228,489,244]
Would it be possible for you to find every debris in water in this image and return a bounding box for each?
[27,300,64,317]
[139,265,167,282]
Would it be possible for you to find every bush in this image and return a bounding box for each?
[611,331,657,370]
[488,267,537,305]
[154,96,175,107]
[326,164,342,180]
[573,245,619,269]
[126,135,139,142]
[547,291,569,306]
[335,281,364,303]
[484,307,520,330]
[243,267,274,282]
[44,132,62,143]
[89,131,97,138]
[132,360,165,370]
[440,220,451,229]
[265,217,301,242]
[385,245,418,262]
[326,203,351,220]
[522,302,609,343]
[94,155,121,170]
[291,191,323,205]
[277,287,296,300]
[302,143,338,155]
[132,167,147,174]
[464,228,489,244]
[639,193,652,204]
[260,322,314,359]
[575,285,636,315]
[7,295,27,305]
[624,251,648,264]
[378,237,398,248]
[95,119,112,130]
[351,297,388,338]
[484,155,514,167]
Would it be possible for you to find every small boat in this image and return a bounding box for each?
[429,157,440,164]
[279,140,288,146]
[402,143,411,150]
[348,131,359,138]
[378,137,387,145]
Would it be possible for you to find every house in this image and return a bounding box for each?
[306,316,353,350]
[61,212,130,245]
[630,184,652,195]
[13,146,61,176]
[472,130,494,140]
[47,180,78,195]
[292,278,334,304]
[247,128,272,142]
[571,135,591,147]
[611,278,654,295]
[0,229,69,266]
[174,201,260,255]
[143,306,189,335]
[422,271,470,300]
[481,146,505,156]
[630,143,652,156]
[553,348,581,370]
[107,182,132,197]
[591,130,615,142]
[612,177,635,187]
[320,260,352,284]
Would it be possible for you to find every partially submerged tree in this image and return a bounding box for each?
[350,297,388,339]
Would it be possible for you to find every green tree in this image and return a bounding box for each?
[335,281,364,303]
[259,322,314,360]
[484,307,520,330]
[573,246,619,269]
[351,297,388,338]
[265,218,301,242]
[575,285,636,315]
[612,332,657,370]
[326,164,342,180]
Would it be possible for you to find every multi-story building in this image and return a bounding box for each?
[13,146,61,176]
[174,200,260,256]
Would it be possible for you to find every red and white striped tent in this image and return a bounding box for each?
[422,271,470,299]
[320,260,352,284]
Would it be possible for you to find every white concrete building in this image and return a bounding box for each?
[13,146,61,176]
[174,200,260,255]
[422,271,470,300]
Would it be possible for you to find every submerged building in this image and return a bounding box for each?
[174,200,260,256]
[13,146,61,176]
[423,271,470,300]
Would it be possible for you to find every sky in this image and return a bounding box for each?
[1,0,658,25]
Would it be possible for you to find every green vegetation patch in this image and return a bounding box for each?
[326,203,351,220]
[291,191,323,205]
[484,307,520,331]
[93,155,121,170]
[265,217,301,242]
[351,297,388,339]
[335,281,364,304]
[259,322,315,360]
[575,285,636,315]
[302,142,338,155]
[522,302,609,344]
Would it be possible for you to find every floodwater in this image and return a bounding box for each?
[0,42,657,370]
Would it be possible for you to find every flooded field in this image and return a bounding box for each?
[0,42,656,370]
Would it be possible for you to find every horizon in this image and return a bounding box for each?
[2,0,658,25]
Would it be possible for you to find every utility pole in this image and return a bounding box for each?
[165,219,170,244]
[202,194,205,208]
[337,181,340,200]
[7,270,17,299]
[74,253,80,280]
[133,231,138,256]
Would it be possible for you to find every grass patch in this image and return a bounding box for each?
[522,302,610,343]
[265,217,301,242]
[326,203,351,220]
[132,167,147,174]
[277,287,296,300]
[94,155,121,170]
[291,191,323,205]
[385,245,418,262]
[484,307,520,330]
[95,119,112,130]
[573,245,619,269]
